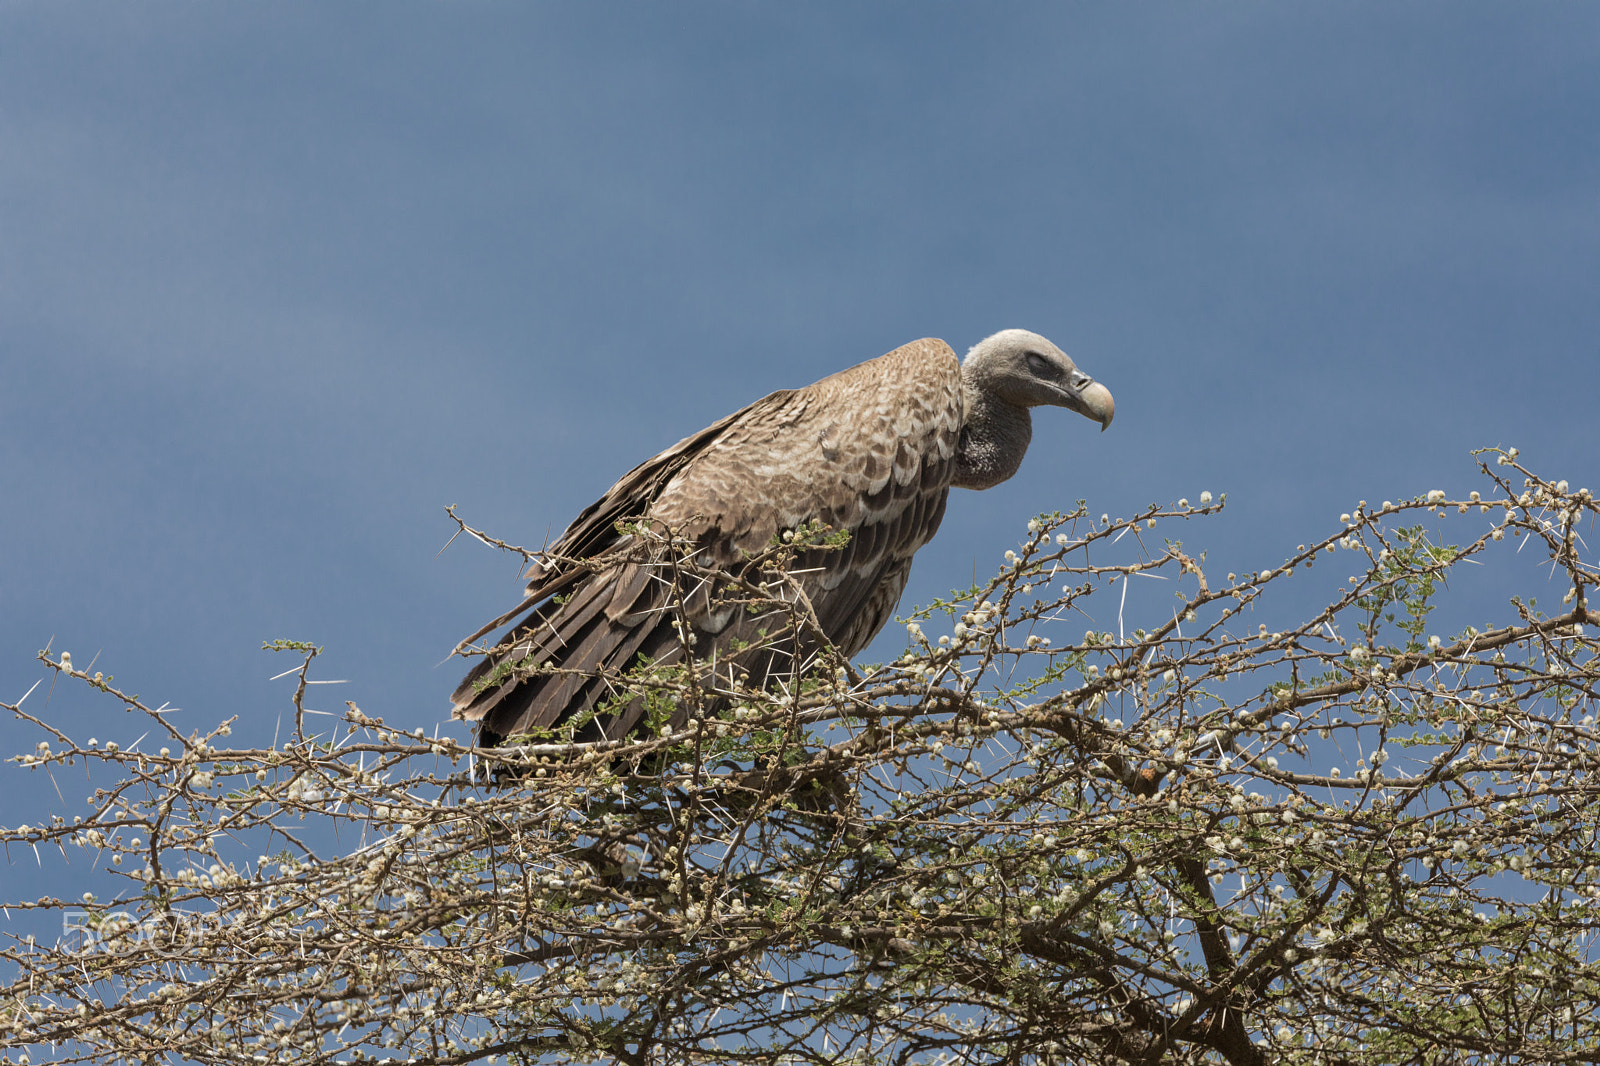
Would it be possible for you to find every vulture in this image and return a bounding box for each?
[452,330,1114,746]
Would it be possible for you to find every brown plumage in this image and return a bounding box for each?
[451,330,1114,746]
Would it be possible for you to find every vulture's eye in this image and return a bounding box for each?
[1025,351,1053,377]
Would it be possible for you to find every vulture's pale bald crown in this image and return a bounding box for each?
[453,330,1113,745]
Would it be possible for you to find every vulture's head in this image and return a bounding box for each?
[962,328,1115,430]
[952,328,1114,491]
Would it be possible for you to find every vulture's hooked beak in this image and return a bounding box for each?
[1067,376,1115,432]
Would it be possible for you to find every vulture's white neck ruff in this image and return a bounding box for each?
[952,381,1032,491]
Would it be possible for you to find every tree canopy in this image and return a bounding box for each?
[4,449,1598,1065]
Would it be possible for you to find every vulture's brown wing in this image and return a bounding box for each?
[452,338,964,744]
[448,390,799,655]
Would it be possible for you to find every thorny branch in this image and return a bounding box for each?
[3,451,1599,1065]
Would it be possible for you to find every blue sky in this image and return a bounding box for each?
[4,4,1598,865]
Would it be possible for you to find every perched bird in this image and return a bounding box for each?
[452,330,1114,746]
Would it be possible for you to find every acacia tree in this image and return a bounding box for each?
[3,448,1599,1065]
